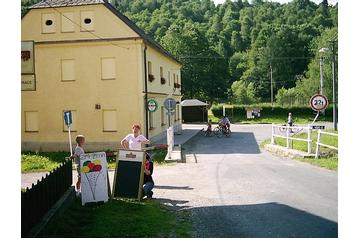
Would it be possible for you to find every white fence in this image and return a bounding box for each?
[315,130,338,159]
[271,124,313,154]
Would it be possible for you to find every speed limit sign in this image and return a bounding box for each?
[310,94,329,111]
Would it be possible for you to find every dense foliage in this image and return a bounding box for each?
[22,0,338,105]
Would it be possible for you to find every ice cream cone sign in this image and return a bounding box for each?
[80,152,108,205]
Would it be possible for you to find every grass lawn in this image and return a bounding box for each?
[261,130,338,171]
[21,152,69,173]
[43,198,192,238]
[22,149,169,173]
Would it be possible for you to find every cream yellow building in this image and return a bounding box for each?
[21,0,182,152]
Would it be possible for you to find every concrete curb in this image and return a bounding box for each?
[26,186,75,238]
[264,144,314,159]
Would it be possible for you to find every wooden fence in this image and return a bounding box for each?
[21,159,73,237]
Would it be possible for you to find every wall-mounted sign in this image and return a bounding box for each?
[21,41,35,74]
[147,99,158,112]
[21,74,36,91]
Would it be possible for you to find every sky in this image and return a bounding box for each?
[213,0,338,5]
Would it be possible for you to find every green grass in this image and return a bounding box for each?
[273,130,338,153]
[22,149,170,172]
[261,130,338,171]
[43,198,192,238]
[21,152,69,173]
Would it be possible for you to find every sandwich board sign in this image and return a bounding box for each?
[80,152,109,205]
[113,149,145,200]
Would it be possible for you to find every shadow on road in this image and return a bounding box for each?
[189,202,337,238]
[183,132,261,154]
[155,185,194,190]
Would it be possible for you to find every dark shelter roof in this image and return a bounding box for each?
[181,99,208,107]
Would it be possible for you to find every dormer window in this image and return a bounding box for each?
[84,18,92,24]
[42,13,55,33]
[81,11,94,31]
[45,20,53,26]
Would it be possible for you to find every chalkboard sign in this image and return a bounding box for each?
[112,150,145,200]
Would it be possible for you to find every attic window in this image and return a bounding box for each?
[84,18,92,24]
[45,20,53,26]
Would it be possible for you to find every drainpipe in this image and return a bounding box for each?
[144,44,149,139]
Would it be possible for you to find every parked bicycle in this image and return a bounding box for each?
[278,124,303,134]
[213,125,231,138]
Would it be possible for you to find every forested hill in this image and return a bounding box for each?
[22,0,338,105]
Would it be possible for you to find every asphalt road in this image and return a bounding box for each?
[21,123,337,238]
[152,124,337,238]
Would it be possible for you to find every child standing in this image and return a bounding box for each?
[72,135,85,196]
[143,153,154,198]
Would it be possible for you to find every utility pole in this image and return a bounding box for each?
[319,53,325,96]
[331,40,338,130]
[270,64,273,108]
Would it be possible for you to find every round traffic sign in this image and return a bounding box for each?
[147,99,158,112]
[164,98,177,111]
[310,94,329,111]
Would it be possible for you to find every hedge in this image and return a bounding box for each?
[211,104,337,119]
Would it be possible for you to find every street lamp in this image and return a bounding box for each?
[319,48,329,96]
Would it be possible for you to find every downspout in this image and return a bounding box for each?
[144,44,149,139]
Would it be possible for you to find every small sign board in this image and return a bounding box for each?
[164,98,176,111]
[80,152,109,205]
[64,111,72,126]
[310,94,329,112]
[21,74,36,91]
[112,150,145,200]
[147,99,158,112]
[311,125,325,130]
[21,41,35,74]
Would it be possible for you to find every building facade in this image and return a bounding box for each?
[21,0,182,152]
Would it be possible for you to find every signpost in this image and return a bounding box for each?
[310,94,329,112]
[80,152,109,205]
[163,98,176,160]
[64,111,73,156]
[310,94,329,124]
[311,125,325,130]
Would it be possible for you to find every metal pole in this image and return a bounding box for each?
[270,64,273,108]
[331,41,337,130]
[271,124,274,144]
[68,126,73,156]
[286,126,289,148]
[319,56,325,96]
[307,125,312,154]
[315,130,321,159]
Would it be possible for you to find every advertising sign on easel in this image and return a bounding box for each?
[112,150,145,200]
[80,152,109,205]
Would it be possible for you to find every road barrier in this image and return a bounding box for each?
[315,130,338,159]
[271,124,313,154]
[21,159,73,237]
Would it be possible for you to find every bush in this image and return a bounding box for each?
[210,104,337,121]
